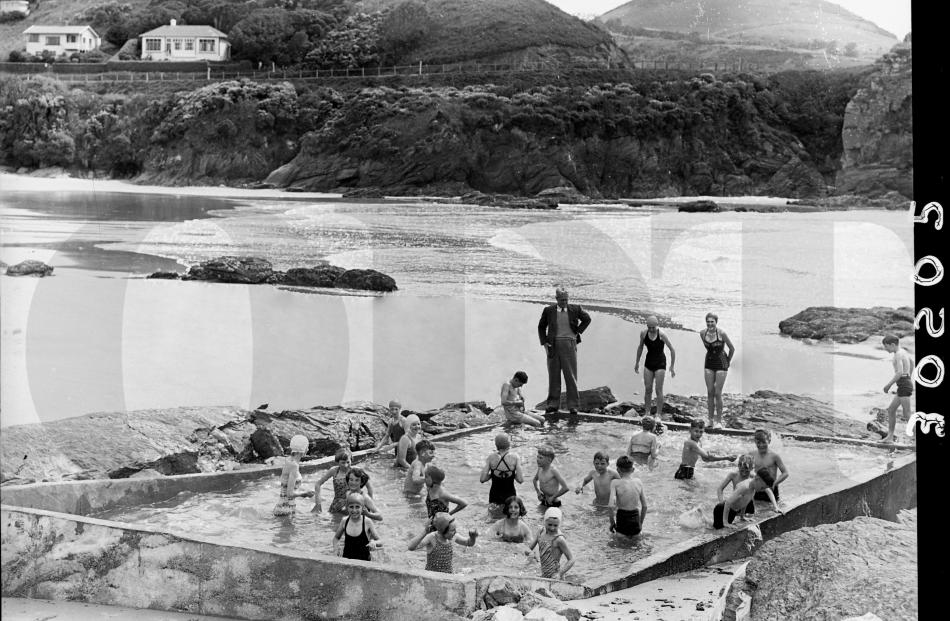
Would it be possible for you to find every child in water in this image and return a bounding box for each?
[490,495,534,549]
[273,435,314,516]
[333,492,382,561]
[674,420,737,480]
[376,399,406,455]
[525,507,574,580]
[480,432,524,516]
[749,429,788,501]
[408,512,478,574]
[396,414,423,469]
[313,448,373,513]
[609,455,647,538]
[718,454,755,516]
[345,468,382,521]
[713,468,783,529]
[574,450,619,506]
[405,439,436,496]
[533,445,569,507]
[627,415,661,470]
[424,465,468,527]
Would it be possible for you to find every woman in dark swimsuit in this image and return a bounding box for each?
[634,315,676,420]
[701,313,735,429]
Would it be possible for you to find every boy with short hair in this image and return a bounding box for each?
[405,439,436,495]
[500,371,545,426]
[713,468,783,529]
[749,429,788,501]
[574,450,620,505]
[608,455,647,538]
[533,445,569,507]
[627,416,660,470]
[881,334,914,444]
[675,420,737,480]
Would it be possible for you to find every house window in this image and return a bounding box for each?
[45,36,60,46]
[173,38,182,51]
[145,38,161,51]
[67,35,77,43]
[28,34,38,43]
[185,39,194,51]
[199,39,215,52]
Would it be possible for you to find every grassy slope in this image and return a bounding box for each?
[602,0,898,55]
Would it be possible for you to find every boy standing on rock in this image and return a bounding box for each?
[881,334,914,444]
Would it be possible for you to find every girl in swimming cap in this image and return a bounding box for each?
[525,507,574,579]
[407,512,478,574]
[273,435,314,517]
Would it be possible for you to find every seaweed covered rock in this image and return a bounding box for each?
[283,265,346,287]
[5,260,53,277]
[335,268,398,292]
[183,256,274,284]
[778,306,914,343]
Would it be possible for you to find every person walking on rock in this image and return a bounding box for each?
[537,286,591,414]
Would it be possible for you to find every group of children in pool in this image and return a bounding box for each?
[272,398,789,580]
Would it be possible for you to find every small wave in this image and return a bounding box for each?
[486,230,543,261]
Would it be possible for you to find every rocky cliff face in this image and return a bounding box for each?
[267,79,828,198]
[835,41,912,198]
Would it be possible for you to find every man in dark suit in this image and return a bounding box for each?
[537,287,592,414]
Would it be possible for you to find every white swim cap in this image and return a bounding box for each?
[543,507,563,522]
[289,435,309,453]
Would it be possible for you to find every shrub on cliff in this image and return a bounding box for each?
[304,11,382,69]
[230,7,336,66]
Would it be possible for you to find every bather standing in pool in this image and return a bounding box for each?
[273,435,314,517]
[675,420,737,480]
[701,313,735,429]
[480,432,525,516]
[490,495,535,551]
[608,456,647,538]
[395,414,423,469]
[634,316,676,419]
[747,429,788,501]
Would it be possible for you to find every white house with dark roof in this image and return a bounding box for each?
[23,25,100,55]
[1,1,31,16]
[139,19,229,61]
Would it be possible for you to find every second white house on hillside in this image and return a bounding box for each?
[139,19,229,61]
[23,25,101,55]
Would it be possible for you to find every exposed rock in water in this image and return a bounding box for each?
[836,42,913,199]
[146,270,182,280]
[281,265,346,287]
[678,200,720,212]
[335,268,398,292]
[534,386,617,412]
[5,260,54,277]
[725,515,917,621]
[535,186,591,204]
[778,306,914,343]
[183,256,274,284]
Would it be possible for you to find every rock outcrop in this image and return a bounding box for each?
[778,306,914,343]
[5,260,54,277]
[835,42,913,199]
[167,256,398,292]
[678,200,720,212]
[724,514,917,621]
[534,386,617,412]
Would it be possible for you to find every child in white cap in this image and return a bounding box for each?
[525,507,574,579]
[407,512,478,574]
[273,435,314,516]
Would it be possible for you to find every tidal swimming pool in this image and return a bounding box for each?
[92,421,894,581]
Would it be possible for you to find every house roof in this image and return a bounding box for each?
[23,25,99,36]
[139,25,227,38]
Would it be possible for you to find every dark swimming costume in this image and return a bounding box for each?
[712,502,740,529]
[644,330,667,372]
[754,484,779,501]
[540,498,562,508]
[896,375,913,397]
[400,437,417,465]
[388,421,405,444]
[426,495,450,520]
[489,453,518,505]
[614,508,642,537]
[703,329,729,371]
[341,516,371,561]
[674,464,695,480]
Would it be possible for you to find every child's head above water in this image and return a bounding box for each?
[345,492,364,515]
[346,467,370,489]
[593,450,609,471]
[416,439,436,461]
[289,434,309,455]
[754,429,771,451]
[640,416,655,432]
[425,464,445,487]
[503,495,527,518]
[616,455,634,473]
[404,414,422,434]
[543,507,562,530]
[690,419,706,439]
[432,512,456,537]
[537,445,555,465]
[494,433,511,451]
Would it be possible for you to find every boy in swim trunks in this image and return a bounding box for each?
[609,455,647,538]
[500,371,545,426]
[881,334,914,444]
[627,416,660,470]
[574,450,619,506]
[405,439,436,495]
[675,420,737,480]
[748,429,788,501]
[480,432,524,516]
[533,445,569,507]
[713,468,783,529]
[718,454,755,515]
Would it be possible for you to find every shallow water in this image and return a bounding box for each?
[91,421,894,581]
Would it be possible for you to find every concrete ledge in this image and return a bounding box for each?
[581,452,916,595]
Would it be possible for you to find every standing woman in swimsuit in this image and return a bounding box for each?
[701,313,735,429]
[634,315,676,419]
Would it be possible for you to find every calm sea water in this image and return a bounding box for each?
[90,421,895,581]
[0,190,914,425]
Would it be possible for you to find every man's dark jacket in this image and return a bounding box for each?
[538,304,592,346]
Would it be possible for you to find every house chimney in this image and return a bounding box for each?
[170,19,177,27]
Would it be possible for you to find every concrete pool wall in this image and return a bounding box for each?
[1,419,917,620]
